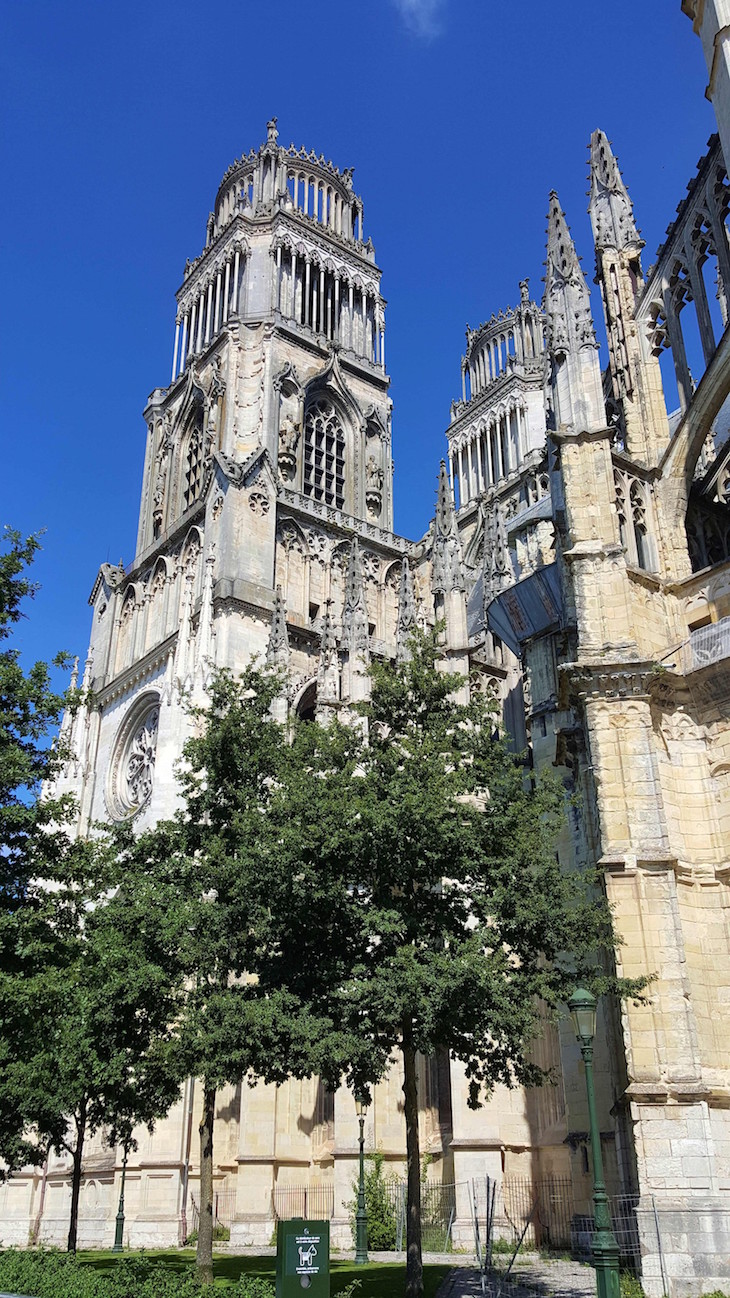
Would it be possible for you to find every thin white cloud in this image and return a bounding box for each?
[391,0,447,39]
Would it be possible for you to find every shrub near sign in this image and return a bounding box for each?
[276,1220,330,1295]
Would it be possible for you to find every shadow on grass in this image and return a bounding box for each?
[79,1250,452,1296]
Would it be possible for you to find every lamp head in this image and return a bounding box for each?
[568,987,597,1046]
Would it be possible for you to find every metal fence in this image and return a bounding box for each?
[272,1183,335,1221]
[188,1187,237,1236]
[469,1176,644,1272]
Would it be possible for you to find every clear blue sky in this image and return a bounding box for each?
[0,0,715,675]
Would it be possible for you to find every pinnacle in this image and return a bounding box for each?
[546,192,581,280]
[266,585,289,664]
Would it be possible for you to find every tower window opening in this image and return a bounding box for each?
[303,398,345,509]
[183,428,204,510]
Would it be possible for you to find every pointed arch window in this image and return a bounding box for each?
[303,397,345,508]
[183,427,204,510]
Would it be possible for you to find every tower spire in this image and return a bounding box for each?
[589,130,641,252]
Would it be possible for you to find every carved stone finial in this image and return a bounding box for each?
[341,538,370,655]
[266,117,278,144]
[266,585,290,667]
[396,558,416,663]
[589,130,641,253]
[317,600,340,706]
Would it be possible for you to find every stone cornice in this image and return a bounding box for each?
[551,423,613,446]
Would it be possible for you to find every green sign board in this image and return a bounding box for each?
[275,1219,330,1296]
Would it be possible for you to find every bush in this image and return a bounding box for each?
[0,1250,202,1297]
[349,1151,398,1250]
[184,1223,230,1245]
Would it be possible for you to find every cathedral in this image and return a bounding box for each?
[2,4,730,1294]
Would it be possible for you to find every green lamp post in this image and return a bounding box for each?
[354,1096,369,1266]
[568,989,620,1298]
[112,1141,129,1253]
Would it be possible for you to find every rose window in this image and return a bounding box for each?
[109,698,160,819]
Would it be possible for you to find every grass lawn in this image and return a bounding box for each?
[80,1249,453,1296]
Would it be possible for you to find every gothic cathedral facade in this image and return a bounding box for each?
[3,6,730,1294]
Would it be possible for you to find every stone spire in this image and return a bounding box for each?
[544,193,605,435]
[266,585,290,669]
[544,193,598,358]
[589,130,641,252]
[396,557,416,663]
[431,460,465,595]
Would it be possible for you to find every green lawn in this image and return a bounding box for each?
[80,1249,452,1296]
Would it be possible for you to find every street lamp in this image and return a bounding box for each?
[568,989,620,1298]
[354,1096,369,1266]
[112,1140,129,1253]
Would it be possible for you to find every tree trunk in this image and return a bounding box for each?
[67,1097,87,1253]
[196,1083,216,1286]
[402,1019,423,1298]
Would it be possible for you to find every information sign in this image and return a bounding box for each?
[275,1218,330,1295]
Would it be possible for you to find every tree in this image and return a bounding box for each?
[274,629,646,1298]
[0,829,184,1251]
[0,527,76,1177]
[116,666,348,1286]
[0,529,181,1249]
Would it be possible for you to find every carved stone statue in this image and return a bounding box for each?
[366,454,384,492]
[365,454,384,518]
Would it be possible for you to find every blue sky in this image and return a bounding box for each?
[0,1,715,675]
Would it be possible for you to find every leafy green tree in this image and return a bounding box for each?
[116,666,349,1286]
[0,527,77,1177]
[1,829,183,1251]
[0,529,181,1250]
[275,629,645,1298]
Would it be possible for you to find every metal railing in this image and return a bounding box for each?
[272,1183,335,1221]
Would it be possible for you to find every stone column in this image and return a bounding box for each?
[304,259,311,327]
[275,245,282,314]
[204,281,214,345]
[171,320,180,383]
[188,301,198,359]
[223,260,231,323]
[214,270,222,335]
[232,248,241,314]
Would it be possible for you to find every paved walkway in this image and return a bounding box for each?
[435,1256,597,1298]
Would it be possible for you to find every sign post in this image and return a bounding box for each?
[275,1219,330,1296]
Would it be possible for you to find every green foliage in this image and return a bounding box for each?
[619,1274,646,1298]
[0,530,181,1236]
[349,1151,398,1250]
[0,1249,202,1296]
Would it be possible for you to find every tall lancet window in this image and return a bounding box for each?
[303,398,345,509]
[183,427,204,511]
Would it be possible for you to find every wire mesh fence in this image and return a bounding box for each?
[469,1177,644,1273]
